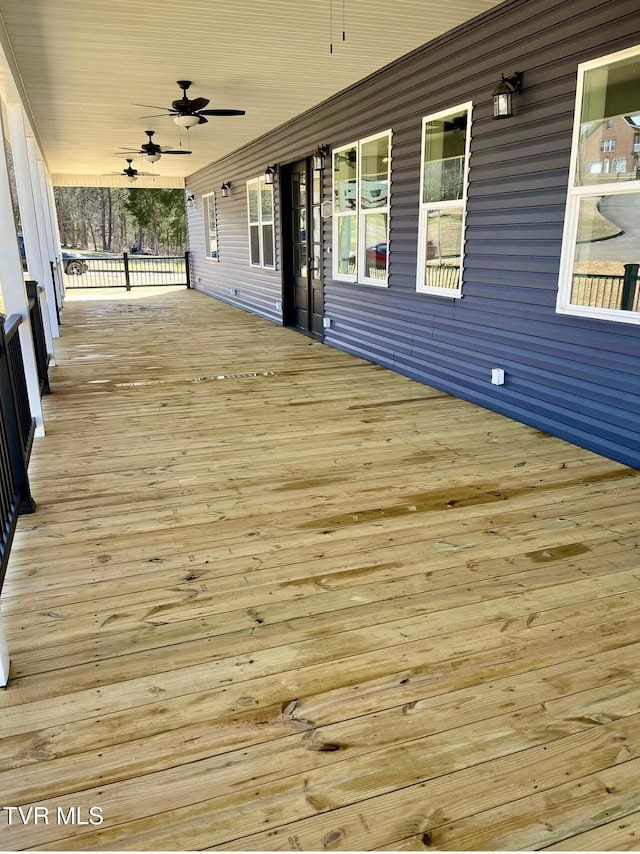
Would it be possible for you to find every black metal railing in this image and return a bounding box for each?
[50,260,61,326]
[62,251,190,289]
[4,316,36,463]
[571,264,640,312]
[0,314,36,593]
[26,281,51,395]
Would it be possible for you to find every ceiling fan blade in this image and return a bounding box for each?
[159,149,193,155]
[188,96,209,111]
[138,113,171,119]
[197,108,245,116]
[135,103,171,111]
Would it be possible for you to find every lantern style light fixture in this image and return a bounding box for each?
[313,144,330,171]
[492,72,523,119]
[220,182,231,198]
[185,193,196,208]
[264,164,277,185]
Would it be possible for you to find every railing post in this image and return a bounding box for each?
[123,251,131,291]
[185,250,191,289]
[50,260,62,325]
[0,606,9,687]
[26,281,51,395]
[621,264,639,311]
[0,319,35,515]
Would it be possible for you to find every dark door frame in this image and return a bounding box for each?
[279,158,324,340]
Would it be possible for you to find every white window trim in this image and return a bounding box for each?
[332,130,392,287]
[247,177,276,270]
[202,192,218,262]
[416,101,472,299]
[556,44,640,326]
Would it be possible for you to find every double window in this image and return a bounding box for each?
[247,177,275,268]
[416,103,472,297]
[202,193,218,260]
[557,44,640,323]
[332,130,391,286]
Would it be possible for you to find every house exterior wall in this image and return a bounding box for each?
[186,0,640,470]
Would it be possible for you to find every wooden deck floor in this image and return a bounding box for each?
[1,286,639,851]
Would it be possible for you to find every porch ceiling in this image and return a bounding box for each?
[0,0,502,188]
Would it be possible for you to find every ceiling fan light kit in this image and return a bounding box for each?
[174,113,200,129]
[119,81,245,175]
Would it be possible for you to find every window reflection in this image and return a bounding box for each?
[424,208,462,290]
[571,192,640,312]
[422,109,468,203]
[577,53,640,186]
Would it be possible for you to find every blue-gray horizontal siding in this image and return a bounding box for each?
[186,0,640,469]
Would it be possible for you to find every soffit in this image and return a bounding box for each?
[0,0,503,187]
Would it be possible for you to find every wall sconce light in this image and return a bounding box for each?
[186,193,196,208]
[313,145,330,171]
[492,72,523,119]
[264,164,277,185]
[220,182,231,198]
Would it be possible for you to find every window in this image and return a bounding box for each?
[247,177,275,268]
[332,130,391,285]
[202,193,218,260]
[600,138,616,152]
[557,44,640,324]
[416,103,472,297]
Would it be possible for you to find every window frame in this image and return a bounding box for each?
[202,192,219,261]
[332,129,392,287]
[416,101,472,299]
[246,176,276,270]
[556,44,640,326]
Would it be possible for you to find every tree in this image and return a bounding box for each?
[53,186,186,253]
[124,188,186,253]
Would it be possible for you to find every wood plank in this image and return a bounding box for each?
[0,288,638,851]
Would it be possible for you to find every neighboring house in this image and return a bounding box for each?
[185,0,640,470]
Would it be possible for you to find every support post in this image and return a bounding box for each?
[27,137,59,340]
[0,101,44,436]
[123,252,131,290]
[0,606,9,687]
[621,263,639,311]
[6,103,57,359]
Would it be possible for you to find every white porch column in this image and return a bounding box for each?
[6,102,57,356]
[36,158,63,320]
[0,101,45,436]
[0,605,9,687]
[42,167,65,311]
[27,135,59,340]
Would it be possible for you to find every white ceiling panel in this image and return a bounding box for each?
[0,0,503,186]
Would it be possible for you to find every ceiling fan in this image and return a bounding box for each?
[119,130,191,162]
[105,159,152,181]
[137,80,245,128]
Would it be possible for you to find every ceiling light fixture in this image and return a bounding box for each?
[174,114,200,129]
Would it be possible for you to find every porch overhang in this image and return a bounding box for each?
[0,0,504,188]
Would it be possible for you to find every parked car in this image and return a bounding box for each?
[61,252,88,275]
[18,234,88,275]
[349,240,439,270]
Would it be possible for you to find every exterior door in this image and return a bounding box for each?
[287,159,324,338]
